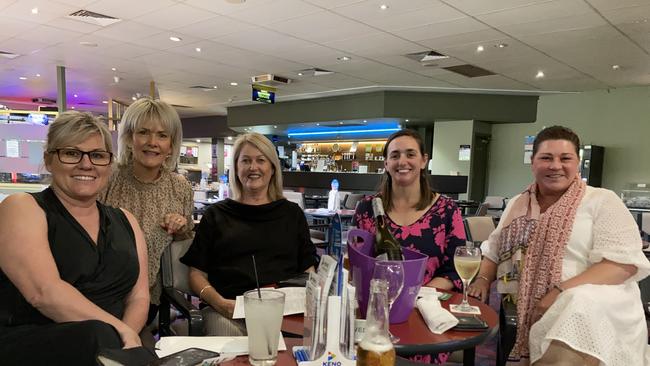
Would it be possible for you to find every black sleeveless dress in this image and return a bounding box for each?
[0,187,139,327]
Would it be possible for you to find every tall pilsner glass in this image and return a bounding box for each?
[453,246,482,312]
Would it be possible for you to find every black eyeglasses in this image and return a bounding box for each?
[51,148,113,166]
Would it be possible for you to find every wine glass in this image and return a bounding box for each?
[372,261,404,343]
[454,246,482,312]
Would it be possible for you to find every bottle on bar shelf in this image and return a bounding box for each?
[356,279,396,366]
[372,197,403,260]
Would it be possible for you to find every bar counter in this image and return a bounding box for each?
[282,171,467,195]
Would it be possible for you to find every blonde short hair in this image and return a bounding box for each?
[117,97,182,171]
[44,111,112,165]
[230,133,284,202]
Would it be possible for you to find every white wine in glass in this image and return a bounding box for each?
[454,246,482,312]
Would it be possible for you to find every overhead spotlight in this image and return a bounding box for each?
[35,73,40,77]
[196,139,201,143]
[169,36,182,42]
[337,56,351,61]
[31,7,38,14]
[297,72,303,76]
[611,64,620,70]
[19,76,27,80]
[535,70,545,79]
[227,136,233,141]
[70,106,75,109]
[230,82,238,86]
[113,76,120,83]
[111,67,116,71]
[339,121,343,125]
[102,100,108,104]
[363,120,367,123]
[476,45,484,52]
[73,94,78,98]
[316,123,320,126]
[405,119,409,122]
[195,47,202,52]
[496,43,508,49]
[379,4,388,10]
[132,96,137,101]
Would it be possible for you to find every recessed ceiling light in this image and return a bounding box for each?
[31,7,38,14]
[363,120,367,123]
[169,36,182,42]
[633,18,648,24]
[212,85,218,89]
[273,125,278,128]
[337,56,351,61]
[611,64,620,70]
[35,73,40,77]
[227,136,233,141]
[230,82,238,86]
[316,123,320,126]
[79,41,98,47]
[535,70,545,79]
[225,0,246,3]
[195,47,201,52]
[405,119,409,122]
[196,139,201,143]
[70,106,75,109]
[19,76,27,80]
[297,72,303,76]
[496,43,508,49]
[73,94,78,98]
[102,100,108,104]
[476,45,484,52]
[111,67,116,71]
[379,4,388,10]
[339,121,343,125]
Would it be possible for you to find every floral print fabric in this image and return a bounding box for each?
[353,194,466,290]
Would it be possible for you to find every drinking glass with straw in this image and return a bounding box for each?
[244,255,286,366]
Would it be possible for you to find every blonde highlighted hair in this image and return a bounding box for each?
[44,111,112,165]
[230,132,284,202]
[117,97,182,171]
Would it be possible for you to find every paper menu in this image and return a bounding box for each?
[232,287,306,319]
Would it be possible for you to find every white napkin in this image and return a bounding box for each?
[154,336,286,358]
[416,296,459,334]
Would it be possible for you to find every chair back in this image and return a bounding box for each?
[161,239,195,295]
[484,196,505,210]
[474,202,489,216]
[343,193,364,210]
[464,216,496,243]
[283,191,305,209]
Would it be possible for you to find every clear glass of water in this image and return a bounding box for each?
[244,289,286,366]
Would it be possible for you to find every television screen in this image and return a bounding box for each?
[252,87,275,104]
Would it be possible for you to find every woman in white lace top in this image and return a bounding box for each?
[468,126,650,365]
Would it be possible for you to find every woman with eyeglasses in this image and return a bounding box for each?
[100,98,194,333]
[0,111,149,365]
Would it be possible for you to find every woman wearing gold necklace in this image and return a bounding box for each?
[100,98,194,333]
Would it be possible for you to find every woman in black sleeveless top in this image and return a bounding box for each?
[0,111,149,365]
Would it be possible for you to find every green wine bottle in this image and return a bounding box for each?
[372,197,403,260]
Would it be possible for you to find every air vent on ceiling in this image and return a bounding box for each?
[171,104,192,109]
[0,51,20,59]
[251,74,291,86]
[405,50,449,63]
[189,85,218,91]
[443,64,495,78]
[67,10,122,27]
[298,68,334,77]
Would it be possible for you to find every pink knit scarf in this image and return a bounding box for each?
[495,177,586,361]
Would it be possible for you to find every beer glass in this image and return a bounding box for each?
[453,246,482,312]
[372,261,404,343]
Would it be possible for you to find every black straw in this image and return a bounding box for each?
[252,255,262,299]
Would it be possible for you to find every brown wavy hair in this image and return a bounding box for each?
[378,129,434,212]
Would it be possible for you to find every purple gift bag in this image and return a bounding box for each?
[347,229,428,324]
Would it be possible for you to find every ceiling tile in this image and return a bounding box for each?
[47,16,105,34]
[323,33,423,57]
[92,21,164,41]
[2,0,78,22]
[332,1,466,31]
[174,15,255,39]
[416,28,507,50]
[214,27,315,57]
[127,32,200,51]
[85,0,178,20]
[227,0,322,25]
[301,0,365,9]
[442,0,555,16]
[15,25,83,46]
[394,17,488,42]
[267,11,378,43]
[585,0,650,11]
[134,3,218,29]
[599,4,650,24]
[184,0,274,15]
[497,12,607,37]
[476,0,593,27]
[0,17,40,42]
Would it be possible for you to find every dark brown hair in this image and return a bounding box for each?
[532,125,580,158]
[378,129,434,212]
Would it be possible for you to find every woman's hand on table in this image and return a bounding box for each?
[425,277,454,290]
[160,213,187,234]
[215,298,236,319]
[467,278,490,302]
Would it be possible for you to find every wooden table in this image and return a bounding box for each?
[281,291,498,366]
